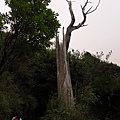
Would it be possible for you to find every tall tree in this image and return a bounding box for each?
[56,0,100,108]
[0,0,60,119]
[0,0,60,75]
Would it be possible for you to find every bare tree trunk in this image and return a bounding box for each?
[56,27,74,108]
[56,0,100,108]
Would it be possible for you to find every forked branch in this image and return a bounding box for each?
[65,0,101,51]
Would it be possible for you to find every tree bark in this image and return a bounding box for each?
[56,27,74,108]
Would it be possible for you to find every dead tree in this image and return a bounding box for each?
[56,0,100,108]
[56,27,74,108]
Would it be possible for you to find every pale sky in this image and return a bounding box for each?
[0,0,120,66]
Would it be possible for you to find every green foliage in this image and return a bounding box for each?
[41,92,99,120]
[0,44,120,120]
[92,76,120,119]
[5,0,60,47]
[76,85,99,106]
[0,0,60,118]
[0,0,60,75]
[0,71,21,120]
[2,48,57,120]
[67,50,120,120]
[1,7,120,119]
[70,51,120,120]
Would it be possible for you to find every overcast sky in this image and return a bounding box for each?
[0,0,120,66]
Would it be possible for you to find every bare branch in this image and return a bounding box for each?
[66,0,75,27]
[86,0,101,14]
[65,0,76,51]
[72,5,87,30]
[82,0,89,10]
[86,6,93,14]
[71,0,100,30]
[65,0,101,51]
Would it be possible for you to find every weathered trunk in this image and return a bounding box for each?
[56,0,100,108]
[56,28,74,108]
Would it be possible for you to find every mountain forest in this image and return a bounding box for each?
[0,0,120,120]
